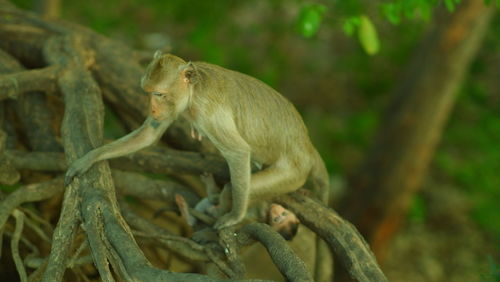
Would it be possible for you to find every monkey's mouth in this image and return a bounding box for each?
[151,109,167,121]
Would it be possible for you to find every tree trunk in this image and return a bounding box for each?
[340,0,495,260]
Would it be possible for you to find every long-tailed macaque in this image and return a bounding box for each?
[65,51,329,229]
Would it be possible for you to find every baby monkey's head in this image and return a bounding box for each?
[268,204,300,241]
[141,51,198,121]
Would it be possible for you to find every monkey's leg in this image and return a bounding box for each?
[202,115,252,229]
[175,194,196,226]
[217,162,308,215]
[249,163,309,200]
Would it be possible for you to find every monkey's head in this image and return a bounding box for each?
[141,51,198,121]
[268,204,300,241]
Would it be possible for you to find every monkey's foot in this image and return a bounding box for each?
[64,157,93,186]
[175,194,196,226]
[213,212,244,230]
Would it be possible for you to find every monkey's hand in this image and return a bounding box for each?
[64,156,95,186]
[213,211,245,230]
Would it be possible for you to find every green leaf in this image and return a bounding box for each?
[418,2,433,21]
[358,15,380,55]
[381,3,401,25]
[296,4,327,38]
[444,0,456,12]
[342,16,360,37]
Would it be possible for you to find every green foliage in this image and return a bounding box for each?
[342,16,361,36]
[10,0,32,10]
[296,3,327,38]
[381,0,435,24]
[358,15,380,55]
[444,0,462,12]
[435,72,500,245]
[341,15,380,55]
[408,194,427,222]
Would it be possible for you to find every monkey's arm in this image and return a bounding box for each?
[64,116,172,185]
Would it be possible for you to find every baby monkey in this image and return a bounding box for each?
[177,196,300,241]
[176,174,300,240]
[65,52,329,229]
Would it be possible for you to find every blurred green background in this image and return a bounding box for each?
[10,0,499,280]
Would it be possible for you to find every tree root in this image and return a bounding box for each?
[0,2,387,281]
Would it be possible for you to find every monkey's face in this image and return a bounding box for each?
[268,204,300,240]
[141,52,198,121]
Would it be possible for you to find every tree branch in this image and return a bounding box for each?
[238,223,314,282]
[275,192,388,282]
[0,66,59,100]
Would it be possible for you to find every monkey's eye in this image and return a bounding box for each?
[281,211,288,217]
[152,92,166,98]
[273,217,281,223]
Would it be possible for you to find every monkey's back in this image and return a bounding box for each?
[193,62,316,166]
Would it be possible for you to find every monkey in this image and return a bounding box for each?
[65,51,329,229]
[175,193,300,241]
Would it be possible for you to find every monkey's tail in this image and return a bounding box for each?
[309,149,330,205]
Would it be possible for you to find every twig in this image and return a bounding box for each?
[0,178,63,229]
[121,201,208,261]
[23,215,51,243]
[11,209,28,282]
[28,258,48,282]
[19,207,54,235]
[112,169,199,207]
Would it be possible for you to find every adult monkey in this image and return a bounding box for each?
[65,52,329,229]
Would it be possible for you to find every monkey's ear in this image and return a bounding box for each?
[182,62,199,84]
[154,50,163,60]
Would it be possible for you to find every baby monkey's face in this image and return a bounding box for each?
[269,204,300,240]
